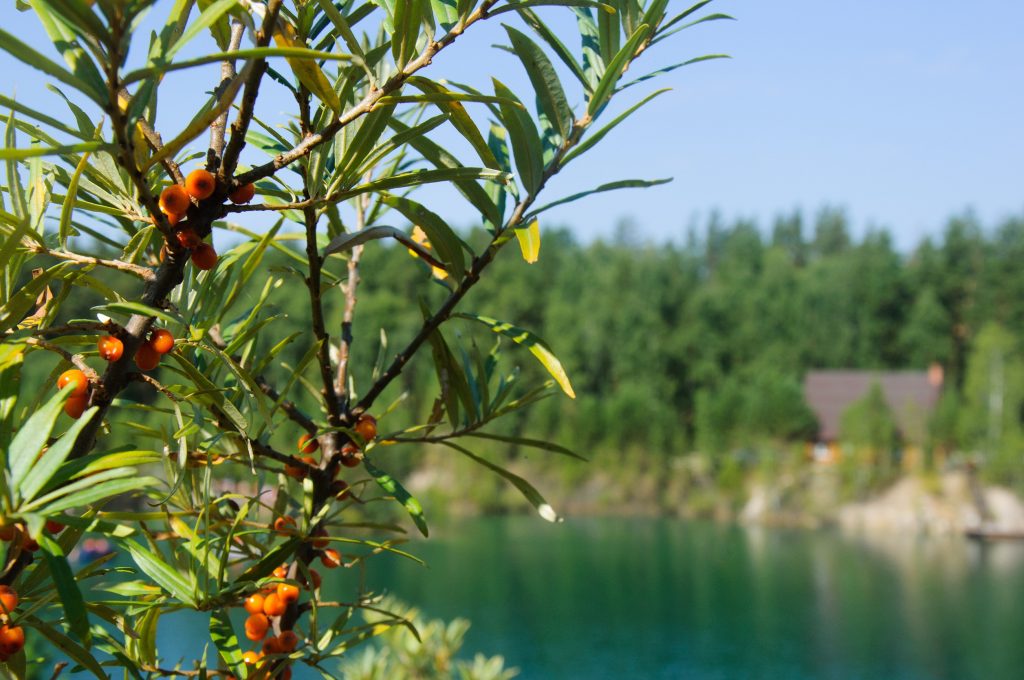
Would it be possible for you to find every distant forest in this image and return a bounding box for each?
[334,208,1024,474]
[37,208,1024,495]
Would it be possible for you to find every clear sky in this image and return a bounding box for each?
[2,1,1022,251]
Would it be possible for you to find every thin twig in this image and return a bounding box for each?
[29,244,156,282]
[22,338,98,378]
[208,20,246,170]
[218,0,285,184]
[131,372,182,402]
[336,192,367,405]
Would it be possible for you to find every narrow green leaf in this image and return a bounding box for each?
[0,141,108,160]
[8,386,71,500]
[18,404,97,503]
[562,88,670,164]
[323,225,446,271]
[58,150,90,248]
[526,177,671,219]
[518,8,591,92]
[504,26,574,141]
[25,615,107,679]
[458,313,575,398]
[210,609,245,677]
[443,441,560,521]
[380,194,466,280]
[124,46,355,85]
[492,79,543,195]
[364,457,429,537]
[166,0,240,61]
[38,533,91,645]
[120,539,197,606]
[406,77,501,169]
[466,431,586,460]
[588,23,650,117]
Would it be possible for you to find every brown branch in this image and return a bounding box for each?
[135,116,185,185]
[218,0,285,184]
[131,372,182,402]
[233,0,502,187]
[354,121,589,415]
[336,192,367,406]
[29,244,156,282]
[302,171,343,436]
[208,20,246,171]
[6,321,115,338]
[22,338,98,378]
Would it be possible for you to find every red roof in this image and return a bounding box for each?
[803,370,943,442]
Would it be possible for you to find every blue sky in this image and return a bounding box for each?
[2,1,1022,251]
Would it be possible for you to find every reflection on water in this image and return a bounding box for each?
[356,518,1024,680]
[144,518,1024,679]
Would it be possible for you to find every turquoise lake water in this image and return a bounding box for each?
[147,517,1024,679]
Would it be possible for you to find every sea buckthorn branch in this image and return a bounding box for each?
[232,0,502,187]
[26,242,155,282]
[22,338,97,378]
[336,192,368,407]
[207,20,247,171]
[218,0,285,185]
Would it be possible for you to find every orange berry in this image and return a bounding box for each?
[273,516,295,533]
[159,184,190,216]
[284,458,306,480]
[97,335,124,362]
[244,593,266,615]
[229,182,256,205]
[242,650,261,665]
[191,243,218,270]
[57,369,89,397]
[185,169,216,200]
[45,520,64,534]
[354,414,377,442]
[0,524,14,542]
[64,395,89,419]
[175,228,202,249]
[0,586,18,615]
[148,329,175,354]
[276,582,299,605]
[340,449,361,468]
[159,244,168,263]
[261,636,282,655]
[0,625,24,656]
[320,548,342,569]
[135,344,161,371]
[277,630,298,652]
[273,565,288,580]
[262,592,286,617]
[311,528,329,549]
[21,535,38,552]
[280,668,292,680]
[298,433,319,454]
[244,613,270,641]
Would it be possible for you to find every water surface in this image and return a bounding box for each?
[358,517,1024,680]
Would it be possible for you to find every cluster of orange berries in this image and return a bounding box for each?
[238,564,313,678]
[0,585,24,662]
[157,169,256,271]
[283,415,377,481]
[56,327,175,418]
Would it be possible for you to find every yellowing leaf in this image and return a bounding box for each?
[407,226,448,279]
[515,218,541,263]
[273,22,342,116]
